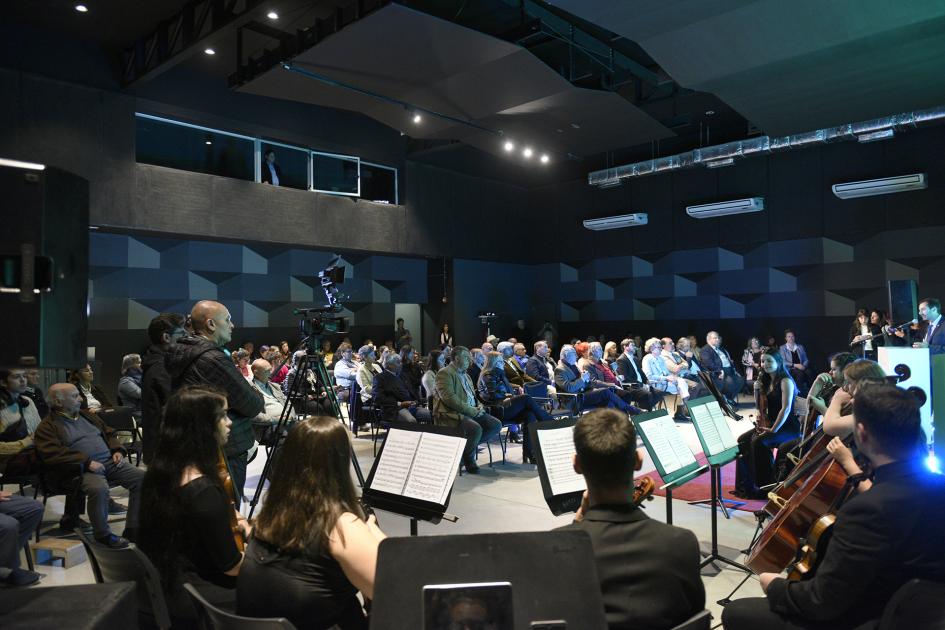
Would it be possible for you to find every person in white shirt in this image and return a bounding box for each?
[914,297,944,356]
[641,339,691,420]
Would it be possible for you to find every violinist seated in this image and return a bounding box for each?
[821,359,888,439]
[138,387,251,626]
[722,385,945,630]
[558,408,705,630]
[733,352,800,500]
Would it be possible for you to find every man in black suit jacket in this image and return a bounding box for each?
[261,148,283,186]
[913,297,945,356]
[558,408,704,629]
[723,385,945,630]
[373,354,431,424]
[614,339,662,411]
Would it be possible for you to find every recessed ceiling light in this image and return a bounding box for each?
[205,140,212,145]
[570,123,580,129]
[204,47,216,55]
[523,147,533,159]
[705,110,716,116]
[266,10,279,19]
[503,141,515,152]
[412,113,422,124]
[540,154,550,164]
[75,4,88,12]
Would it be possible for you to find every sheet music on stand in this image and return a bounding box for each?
[362,423,466,524]
[631,410,705,489]
[685,396,740,466]
[528,418,586,515]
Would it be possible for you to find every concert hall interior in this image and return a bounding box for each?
[2,2,945,629]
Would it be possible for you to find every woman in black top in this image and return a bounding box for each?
[733,351,800,499]
[398,345,423,400]
[138,387,249,627]
[237,416,385,629]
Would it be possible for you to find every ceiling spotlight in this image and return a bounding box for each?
[266,10,279,19]
[540,154,550,164]
[75,4,88,12]
[522,148,533,159]
[204,47,216,55]
[205,140,212,145]
[503,141,515,152]
[412,113,422,124]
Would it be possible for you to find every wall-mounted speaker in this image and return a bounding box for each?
[888,279,918,327]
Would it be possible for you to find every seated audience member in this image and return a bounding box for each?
[822,359,888,438]
[241,341,257,361]
[374,355,431,424]
[480,341,494,354]
[559,408,705,628]
[614,339,662,411]
[1,367,42,477]
[117,353,143,412]
[433,347,502,474]
[421,350,445,402]
[741,337,764,393]
[22,366,49,419]
[141,313,187,464]
[239,416,384,629]
[233,349,252,381]
[355,346,378,403]
[497,341,536,387]
[602,341,620,370]
[467,348,485,391]
[35,383,144,547]
[69,363,113,412]
[723,385,945,630]
[138,387,249,625]
[778,329,810,392]
[282,351,330,417]
[398,346,423,400]
[733,351,799,499]
[332,343,357,398]
[477,352,552,462]
[642,339,693,421]
[555,345,638,416]
[582,342,644,411]
[661,338,695,378]
[675,336,700,370]
[251,360,287,426]
[0,487,43,587]
[699,331,745,405]
[526,341,556,394]
[269,349,289,385]
[512,343,530,370]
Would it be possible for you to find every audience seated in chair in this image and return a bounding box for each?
[238,416,385,629]
[116,354,143,413]
[421,350,445,404]
[661,338,700,383]
[525,341,557,396]
[21,366,49,420]
[558,408,705,628]
[613,339,662,411]
[35,383,144,548]
[138,387,251,627]
[497,341,535,387]
[699,331,745,405]
[398,346,423,401]
[554,345,637,416]
[779,329,810,393]
[580,342,645,413]
[250,359,288,426]
[467,348,484,391]
[641,339,694,421]
[512,343,530,370]
[332,343,357,401]
[374,354,431,425]
[70,364,113,413]
[433,346,501,475]
[355,346,379,404]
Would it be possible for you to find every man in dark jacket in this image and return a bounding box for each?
[559,408,704,628]
[140,313,186,464]
[699,331,744,405]
[374,354,431,424]
[614,339,662,411]
[165,301,263,499]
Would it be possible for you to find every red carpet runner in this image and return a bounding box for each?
[640,452,767,513]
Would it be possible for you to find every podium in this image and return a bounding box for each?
[878,347,933,446]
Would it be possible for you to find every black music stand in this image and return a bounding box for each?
[528,418,585,515]
[371,531,607,630]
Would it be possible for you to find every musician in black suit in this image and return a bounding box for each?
[913,297,945,356]
[723,385,945,630]
[614,339,662,411]
[373,355,431,424]
[261,148,283,186]
[558,408,705,629]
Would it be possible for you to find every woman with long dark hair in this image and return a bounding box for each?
[398,345,422,400]
[438,324,454,349]
[237,416,384,628]
[733,351,800,499]
[850,308,880,360]
[137,386,248,626]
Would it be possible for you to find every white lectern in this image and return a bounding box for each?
[878,347,932,445]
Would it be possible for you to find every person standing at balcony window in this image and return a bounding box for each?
[261,148,281,186]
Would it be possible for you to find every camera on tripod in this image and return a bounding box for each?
[294,257,349,342]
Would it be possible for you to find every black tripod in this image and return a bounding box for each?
[247,337,365,519]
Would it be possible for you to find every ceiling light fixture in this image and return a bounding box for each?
[412,113,422,124]
[205,140,212,145]
[523,148,533,159]
[503,141,514,152]
[266,10,279,19]
[75,4,88,12]
[540,154,550,164]
[204,47,216,55]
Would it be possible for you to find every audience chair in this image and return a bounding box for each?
[348,382,381,435]
[876,578,945,630]
[183,583,297,630]
[0,469,39,498]
[33,460,85,542]
[75,529,172,630]
[97,406,143,466]
[670,609,711,630]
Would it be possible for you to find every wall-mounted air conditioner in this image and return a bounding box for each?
[582,213,648,231]
[832,173,926,199]
[686,197,764,219]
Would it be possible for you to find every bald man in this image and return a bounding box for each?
[250,359,287,425]
[165,301,263,498]
[34,383,144,548]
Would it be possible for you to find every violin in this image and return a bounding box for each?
[218,450,246,552]
[632,477,656,507]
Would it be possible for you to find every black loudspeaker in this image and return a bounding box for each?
[0,165,89,368]
[888,279,918,326]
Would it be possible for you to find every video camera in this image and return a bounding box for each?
[294,257,349,341]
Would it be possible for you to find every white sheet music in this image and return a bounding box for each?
[639,414,697,475]
[403,432,465,505]
[537,426,586,496]
[690,401,737,455]
[369,429,422,496]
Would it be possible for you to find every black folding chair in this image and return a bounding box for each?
[97,406,143,466]
[183,583,296,629]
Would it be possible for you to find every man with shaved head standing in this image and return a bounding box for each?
[165,301,264,498]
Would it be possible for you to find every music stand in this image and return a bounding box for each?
[371,531,607,630]
[528,418,585,515]
[362,423,466,536]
